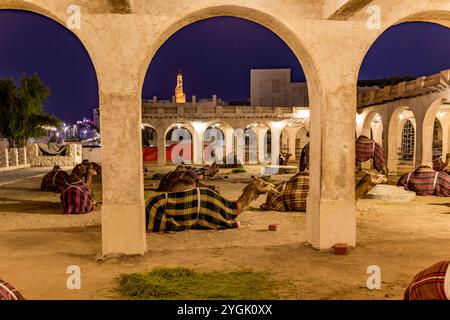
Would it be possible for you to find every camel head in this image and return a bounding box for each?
[364,171,387,185]
[249,176,276,194]
[203,161,219,177]
[357,135,371,142]
[86,164,98,177]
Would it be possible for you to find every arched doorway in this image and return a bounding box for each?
[204,125,225,163]
[400,119,416,166]
[165,125,193,164]
[142,125,158,162]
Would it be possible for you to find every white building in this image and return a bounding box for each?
[250,69,309,107]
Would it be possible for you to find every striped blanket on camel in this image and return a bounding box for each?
[146,188,238,232]
[261,173,309,212]
[356,139,386,172]
[0,279,25,300]
[60,180,95,214]
[397,167,450,196]
[404,261,450,300]
[41,166,69,193]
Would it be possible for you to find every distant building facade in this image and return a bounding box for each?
[250,69,309,107]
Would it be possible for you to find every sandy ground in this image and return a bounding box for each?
[0,165,449,300]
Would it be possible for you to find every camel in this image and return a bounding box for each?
[433,153,450,172]
[298,135,388,175]
[354,171,388,200]
[356,135,388,175]
[157,165,219,192]
[397,166,450,196]
[404,260,450,300]
[84,163,98,189]
[261,171,387,212]
[146,176,274,232]
[41,166,70,193]
[279,152,292,166]
[60,168,97,215]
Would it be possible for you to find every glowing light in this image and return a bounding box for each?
[399,113,405,120]
[438,112,445,118]
[295,109,310,119]
[271,121,287,130]
[356,113,364,126]
[192,121,207,133]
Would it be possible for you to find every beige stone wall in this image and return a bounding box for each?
[2,0,449,255]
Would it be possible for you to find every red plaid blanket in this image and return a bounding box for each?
[356,139,386,172]
[0,279,25,300]
[262,173,309,212]
[397,167,450,196]
[60,180,95,214]
[404,261,449,300]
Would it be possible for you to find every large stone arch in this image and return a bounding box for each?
[361,111,384,145]
[137,5,320,101]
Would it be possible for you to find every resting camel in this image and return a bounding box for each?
[404,260,450,300]
[298,135,388,175]
[397,166,450,196]
[157,165,219,192]
[146,176,274,232]
[433,153,450,172]
[41,163,89,193]
[60,166,97,214]
[261,171,387,212]
[356,135,388,175]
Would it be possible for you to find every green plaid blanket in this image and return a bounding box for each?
[262,173,309,212]
[146,188,239,232]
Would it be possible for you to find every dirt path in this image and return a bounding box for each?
[0,169,449,300]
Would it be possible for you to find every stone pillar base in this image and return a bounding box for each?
[102,204,146,256]
[307,199,356,250]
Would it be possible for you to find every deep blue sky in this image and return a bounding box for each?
[0,10,449,123]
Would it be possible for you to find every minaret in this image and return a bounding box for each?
[175,70,186,103]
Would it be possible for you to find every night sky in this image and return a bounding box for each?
[0,10,450,123]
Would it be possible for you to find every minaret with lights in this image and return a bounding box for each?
[175,70,186,103]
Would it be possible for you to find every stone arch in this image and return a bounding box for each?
[0,7,99,86]
[387,107,417,173]
[422,98,449,166]
[138,5,319,108]
[204,125,226,164]
[361,111,384,145]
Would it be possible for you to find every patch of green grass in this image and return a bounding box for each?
[231,168,247,174]
[116,267,278,300]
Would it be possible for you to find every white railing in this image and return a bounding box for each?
[0,147,30,171]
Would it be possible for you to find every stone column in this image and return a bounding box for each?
[416,115,427,168]
[224,127,235,163]
[257,127,269,164]
[5,149,9,168]
[14,148,19,166]
[193,128,206,165]
[100,92,146,256]
[156,129,166,167]
[307,79,357,250]
[270,128,283,165]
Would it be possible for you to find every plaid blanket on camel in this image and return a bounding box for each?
[41,166,69,193]
[0,279,25,300]
[262,173,309,212]
[146,188,238,232]
[356,139,386,172]
[60,180,95,214]
[397,167,450,196]
[404,261,450,300]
